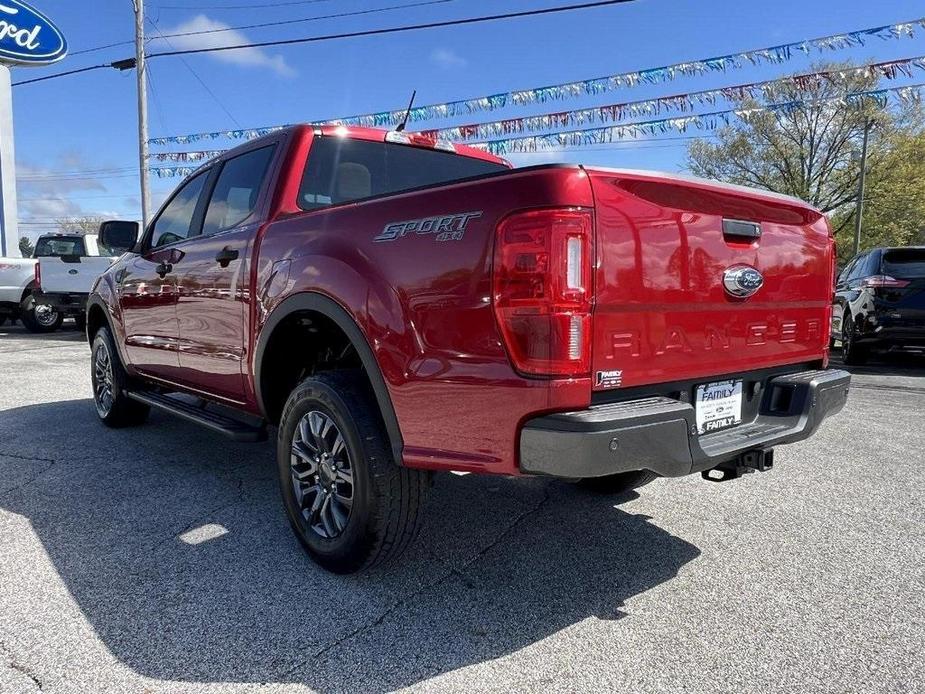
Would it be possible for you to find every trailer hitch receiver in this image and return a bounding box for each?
[702,449,775,482]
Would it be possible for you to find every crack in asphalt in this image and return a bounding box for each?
[850,382,925,396]
[0,451,55,464]
[0,342,85,355]
[0,452,57,501]
[281,486,552,678]
[0,640,43,691]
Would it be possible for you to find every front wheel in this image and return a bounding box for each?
[21,302,62,333]
[278,371,429,574]
[91,326,150,427]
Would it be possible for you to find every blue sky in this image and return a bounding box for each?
[9,0,925,239]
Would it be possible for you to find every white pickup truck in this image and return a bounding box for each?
[31,233,121,332]
[0,256,39,329]
[0,232,124,333]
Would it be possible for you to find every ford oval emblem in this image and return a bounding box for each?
[723,265,763,298]
[0,0,67,66]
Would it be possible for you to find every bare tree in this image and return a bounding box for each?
[55,216,106,236]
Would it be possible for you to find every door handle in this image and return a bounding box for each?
[215,246,239,268]
[155,261,172,278]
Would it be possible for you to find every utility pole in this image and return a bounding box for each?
[133,0,151,230]
[852,118,873,257]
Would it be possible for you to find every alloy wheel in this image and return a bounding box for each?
[290,410,354,539]
[93,341,114,417]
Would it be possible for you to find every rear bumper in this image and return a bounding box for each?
[520,368,850,478]
[31,291,89,316]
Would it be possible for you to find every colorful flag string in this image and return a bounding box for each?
[149,83,924,177]
[150,60,925,165]
[148,16,925,147]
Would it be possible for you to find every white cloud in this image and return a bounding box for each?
[430,48,467,69]
[14,153,135,238]
[152,15,295,77]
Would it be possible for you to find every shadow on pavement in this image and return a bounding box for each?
[0,398,699,692]
[0,322,85,343]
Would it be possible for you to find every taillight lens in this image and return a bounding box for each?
[861,275,910,288]
[34,262,41,289]
[493,208,593,377]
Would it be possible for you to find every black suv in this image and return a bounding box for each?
[834,246,925,364]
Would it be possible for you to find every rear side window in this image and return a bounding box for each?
[202,145,276,236]
[298,137,508,210]
[882,248,925,279]
[33,236,86,257]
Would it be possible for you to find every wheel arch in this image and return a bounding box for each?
[254,292,404,464]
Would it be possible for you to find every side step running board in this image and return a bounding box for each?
[127,391,268,442]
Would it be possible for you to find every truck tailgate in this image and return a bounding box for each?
[587,169,834,390]
[39,257,115,294]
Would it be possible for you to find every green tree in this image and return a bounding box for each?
[685,62,921,258]
[18,236,35,257]
[859,127,925,250]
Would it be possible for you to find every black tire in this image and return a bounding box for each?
[578,470,659,495]
[841,315,868,366]
[21,303,62,333]
[91,326,150,427]
[278,370,429,574]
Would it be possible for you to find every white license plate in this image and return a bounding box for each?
[695,379,743,435]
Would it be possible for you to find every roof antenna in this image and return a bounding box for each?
[395,90,416,132]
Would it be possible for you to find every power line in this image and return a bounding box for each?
[147,16,243,128]
[10,0,636,88]
[69,0,453,57]
[146,0,640,59]
[11,63,114,87]
[157,0,335,9]
[159,0,455,39]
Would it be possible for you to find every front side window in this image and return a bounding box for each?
[297,136,508,211]
[202,146,276,236]
[847,254,868,281]
[149,172,208,249]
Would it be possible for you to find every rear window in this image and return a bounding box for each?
[882,249,925,279]
[298,136,508,211]
[33,236,86,258]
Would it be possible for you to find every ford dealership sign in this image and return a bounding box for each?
[0,1,66,66]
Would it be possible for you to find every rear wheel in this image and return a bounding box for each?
[278,371,429,573]
[91,326,150,427]
[578,470,658,495]
[841,315,868,365]
[21,302,62,333]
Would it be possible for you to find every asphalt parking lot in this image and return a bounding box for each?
[1,323,923,694]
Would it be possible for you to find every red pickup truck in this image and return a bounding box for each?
[88,125,850,573]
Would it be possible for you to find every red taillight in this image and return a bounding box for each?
[861,275,910,288]
[34,262,41,289]
[492,208,593,377]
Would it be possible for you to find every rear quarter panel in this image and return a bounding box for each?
[255,165,595,474]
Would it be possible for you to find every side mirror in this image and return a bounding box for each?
[98,220,140,255]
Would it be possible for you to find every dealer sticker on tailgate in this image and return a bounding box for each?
[695,379,743,434]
